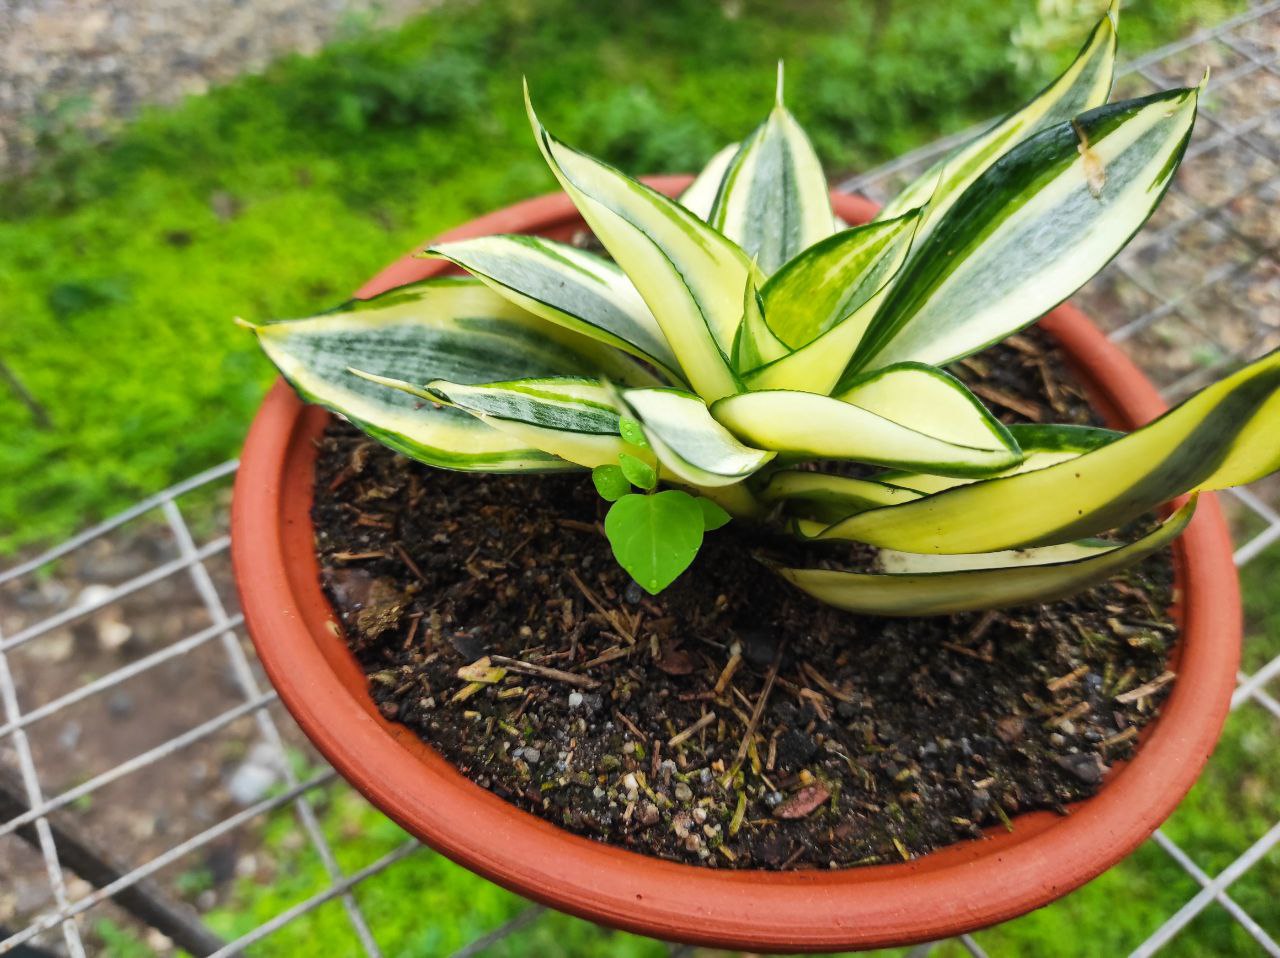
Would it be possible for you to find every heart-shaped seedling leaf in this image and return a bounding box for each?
[604,490,705,595]
[618,452,657,490]
[619,416,649,448]
[592,464,631,502]
[697,497,732,531]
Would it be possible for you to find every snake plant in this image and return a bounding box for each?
[246,5,1280,615]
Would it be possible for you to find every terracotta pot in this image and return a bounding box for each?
[232,178,1241,952]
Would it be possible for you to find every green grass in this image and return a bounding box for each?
[0,0,1242,551]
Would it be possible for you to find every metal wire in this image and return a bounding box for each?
[3,5,1280,956]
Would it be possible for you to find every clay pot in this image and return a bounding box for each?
[232,178,1240,952]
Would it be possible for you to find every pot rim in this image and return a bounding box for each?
[231,178,1241,952]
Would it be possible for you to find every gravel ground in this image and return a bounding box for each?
[0,0,437,172]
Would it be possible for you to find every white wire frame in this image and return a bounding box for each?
[2,5,1279,956]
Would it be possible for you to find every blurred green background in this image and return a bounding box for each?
[6,1,1276,955]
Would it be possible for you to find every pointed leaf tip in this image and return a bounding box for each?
[776,60,785,105]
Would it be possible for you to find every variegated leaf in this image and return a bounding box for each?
[877,1,1118,231]
[427,234,681,379]
[761,210,920,349]
[731,279,789,373]
[760,471,923,523]
[620,387,775,488]
[678,143,739,220]
[710,389,1023,477]
[365,375,634,470]
[818,348,1280,553]
[709,65,834,275]
[836,362,1018,455]
[249,278,637,472]
[877,423,1120,494]
[526,83,748,401]
[779,497,1193,616]
[851,85,1199,376]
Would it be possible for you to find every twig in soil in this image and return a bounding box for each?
[1036,358,1063,409]
[1114,670,1175,703]
[723,640,787,787]
[558,518,603,535]
[488,654,599,689]
[1100,726,1139,750]
[567,569,637,644]
[941,641,994,664]
[965,610,1000,643]
[393,542,430,586]
[798,687,832,722]
[714,641,743,695]
[1046,664,1089,693]
[614,709,646,741]
[971,383,1043,420]
[800,661,856,704]
[331,550,388,561]
[580,644,635,670]
[668,711,717,748]
[1044,701,1090,729]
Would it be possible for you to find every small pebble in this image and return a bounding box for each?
[568,691,583,708]
[673,782,693,802]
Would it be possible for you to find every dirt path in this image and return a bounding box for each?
[0,0,435,171]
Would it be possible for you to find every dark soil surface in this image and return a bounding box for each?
[312,329,1177,870]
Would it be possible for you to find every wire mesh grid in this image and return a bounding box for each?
[2,6,1279,956]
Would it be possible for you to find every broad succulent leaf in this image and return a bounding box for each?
[743,276,899,394]
[877,423,1120,494]
[760,471,923,523]
[426,235,682,379]
[250,278,639,472]
[525,84,749,401]
[817,348,1280,553]
[730,280,789,372]
[878,2,1118,232]
[851,86,1200,377]
[408,376,632,470]
[710,389,1023,478]
[709,66,835,274]
[678,143,740,220]
[620,387,775,488]
[836,362,1018,456]
[761,210,920,349]
[779,498,1194,616]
